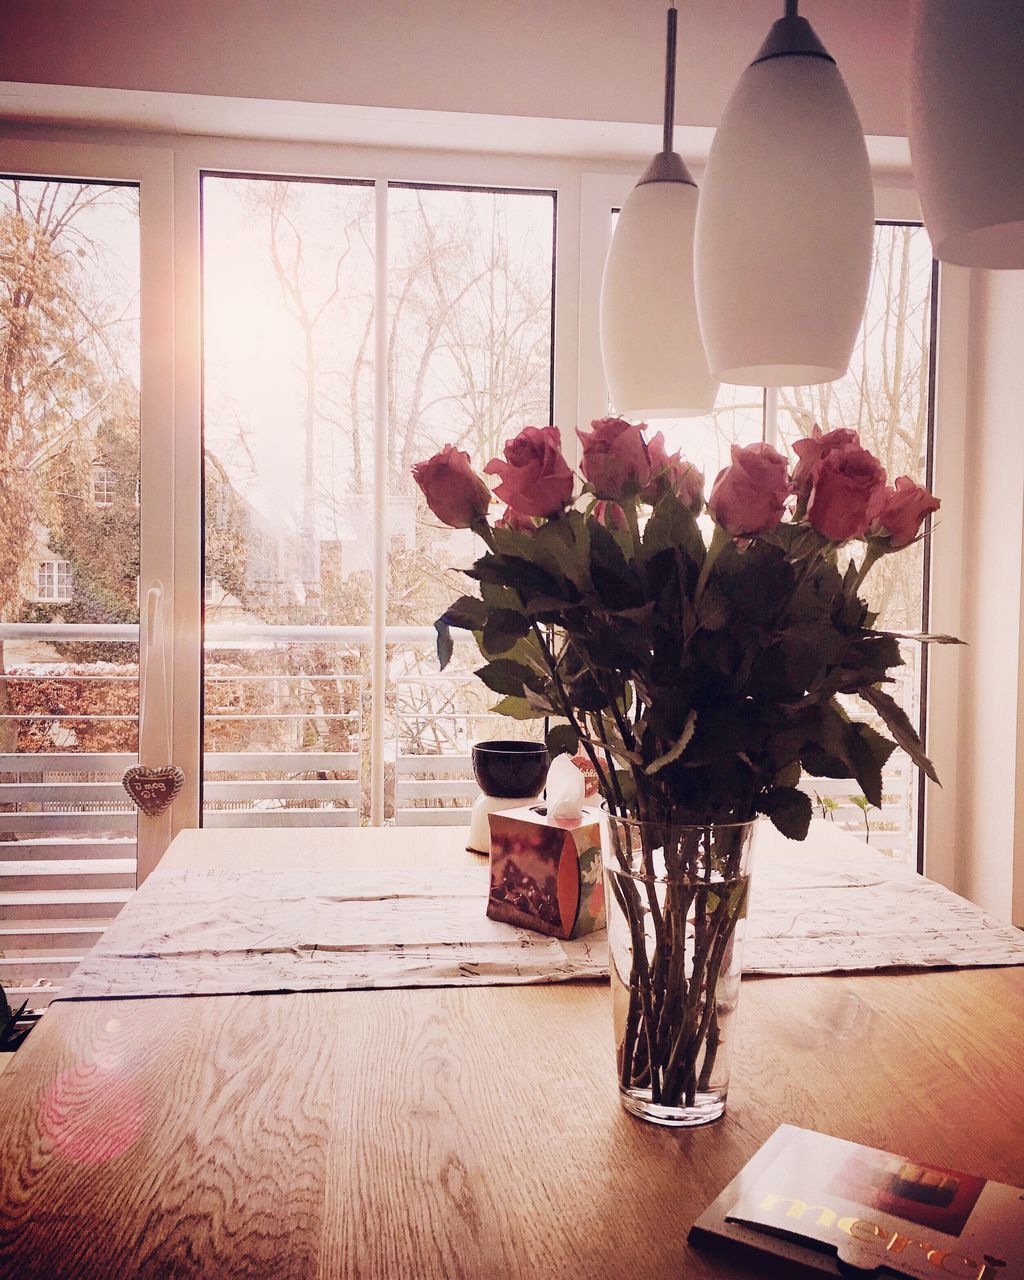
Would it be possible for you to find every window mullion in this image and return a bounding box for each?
[370,180,389,826]
[763,386,779,447]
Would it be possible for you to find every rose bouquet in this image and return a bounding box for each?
[413,418,948,1121]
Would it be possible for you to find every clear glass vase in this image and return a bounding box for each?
[601,814,757,1127]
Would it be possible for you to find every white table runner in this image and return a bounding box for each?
[57,841,1024,1001]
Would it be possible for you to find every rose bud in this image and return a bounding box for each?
[412,444,491,529]
[577,416,652,501]
[643,431,704,513]
[593,499,628,531]
[496,505,537,532]
[483,425,573,518]
[708,442,791,537]
[871,476,941,549]
[806,445,887,542]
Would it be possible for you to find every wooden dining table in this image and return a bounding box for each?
[0,825,1021,1279]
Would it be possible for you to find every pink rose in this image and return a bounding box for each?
[806,445,887,542]
[577,417,652,501]
[708,442,791,537]
[483,425,573,518]
[412,444,490,529]
[792,425,861,500]
[593,499,628,531]
[496,505,536,532]
[871,476,940,549]
[642,432,704,513]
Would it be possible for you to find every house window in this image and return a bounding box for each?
[607,220,937,865]
[200,174,555,825]
[92,464,116,506]
[36,560,72,603]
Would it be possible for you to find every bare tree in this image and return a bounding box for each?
[0,180,139,758]
[777,225,933,630]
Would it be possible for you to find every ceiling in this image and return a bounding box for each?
[0,0,913,143]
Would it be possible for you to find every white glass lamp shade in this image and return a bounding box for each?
[910,0,1024,269]
[600,178,718,418]
[694,38,874,387]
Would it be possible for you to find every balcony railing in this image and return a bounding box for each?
[0,622,919,1005]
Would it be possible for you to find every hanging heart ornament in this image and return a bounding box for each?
[122,765,185,818]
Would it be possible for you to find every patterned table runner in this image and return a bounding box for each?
[57,842,1024,1001]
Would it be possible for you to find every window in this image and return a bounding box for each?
[92,464,117,505]
[593,208,936,864]
[35,559,73,603]
[200,174,555,826]
[0,166,143,1001]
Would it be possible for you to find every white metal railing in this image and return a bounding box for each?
[0,622,921,1004]
[0,623,371,1004]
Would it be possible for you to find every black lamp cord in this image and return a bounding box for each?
[663,5,678,154]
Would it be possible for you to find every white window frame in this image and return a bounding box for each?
[178,137,581,830]
[92,463,116,506]
[0,138,176,882]
[36,559,73,603]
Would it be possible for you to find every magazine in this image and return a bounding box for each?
[689,1125,1020,1278]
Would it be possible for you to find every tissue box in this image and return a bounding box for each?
[486,804,605,939]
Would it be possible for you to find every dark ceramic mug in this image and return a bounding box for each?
[471,739,549,799]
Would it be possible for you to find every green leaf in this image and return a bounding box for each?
[443,594,489,631]
[642,492,704,564]
[859,685,939,783]
[845,720,896,808]
[762,786,813,841]
[471,553,567,602]
[546,722,579,758]
[480,580,521,611]
[773,761,802,789]
[588,518,643,609]
[696,585,728,631]
[490,695,548,721]
[880,631,963,646]
[481,608,531,657]
[434,619,453,671]
[566,669,609,712]
[801,745,851,779]
[524,686,558,715]
[645,710,697,775]
[475,659,545,697]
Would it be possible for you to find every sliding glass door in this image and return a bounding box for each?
[200,175,556,826]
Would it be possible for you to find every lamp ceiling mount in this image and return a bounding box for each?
[752,16,833,67]
[637,6,696,189]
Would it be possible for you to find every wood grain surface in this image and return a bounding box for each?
[0,827,1021,1279]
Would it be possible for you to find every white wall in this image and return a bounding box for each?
[0,0,911,136]
[955,270,1024,922]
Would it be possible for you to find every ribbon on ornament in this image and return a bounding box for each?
[123,583,184,818]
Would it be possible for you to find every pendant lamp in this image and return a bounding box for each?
[694,0,874,387]
[599,7,717,418]
[909,0,1024,269]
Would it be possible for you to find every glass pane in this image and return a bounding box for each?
[202,175,374,827]
[0,177,141,1004]
[387,186,555,822]
[777,224,935,861]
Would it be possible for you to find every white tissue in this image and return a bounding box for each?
[545,753,586,821]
